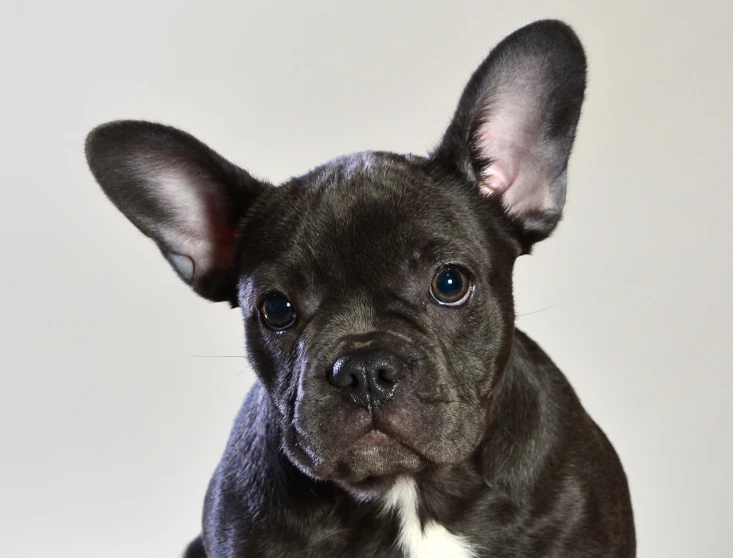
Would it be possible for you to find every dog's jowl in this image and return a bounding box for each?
[86,19,635,558]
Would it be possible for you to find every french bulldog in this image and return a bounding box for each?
[85,19,635,558]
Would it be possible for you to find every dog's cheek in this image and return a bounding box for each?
[425,291,510,383]
[435,405,487,463]
[383,395,484,464]
[243,314,281,384]
[242,314,305,426]
[464,274,515,382]
[413,293,511,458]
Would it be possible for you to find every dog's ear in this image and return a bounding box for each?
[85,120,270,304]
[433,20,587,249]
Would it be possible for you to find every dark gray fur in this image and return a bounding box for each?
[86,20,635,557]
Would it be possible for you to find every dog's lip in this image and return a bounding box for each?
[351,429,395,450]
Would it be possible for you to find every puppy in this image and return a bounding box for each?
[86,19,635,558]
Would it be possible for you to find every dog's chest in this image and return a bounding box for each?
[382,477,476,558]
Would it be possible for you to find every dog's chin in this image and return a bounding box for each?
[331,430,428,500]
[285,428,425,500]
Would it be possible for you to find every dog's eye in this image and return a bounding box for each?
[260,292,297,330]
[430,267,471,306]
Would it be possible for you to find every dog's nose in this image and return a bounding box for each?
[329,349,405,409]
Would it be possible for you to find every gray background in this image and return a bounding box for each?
[2,1,731,556]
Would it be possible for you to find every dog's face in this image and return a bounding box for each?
[238,153,519,492]
[85,21,586,496]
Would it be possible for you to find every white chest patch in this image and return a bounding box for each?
[382,476,476,558]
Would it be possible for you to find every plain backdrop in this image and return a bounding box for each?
[2,1,731,556]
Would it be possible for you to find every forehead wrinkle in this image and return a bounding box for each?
[306,193,484,285]
[246,152,497,298]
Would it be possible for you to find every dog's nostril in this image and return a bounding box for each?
[377,367,395,385]
[329,356,367,390]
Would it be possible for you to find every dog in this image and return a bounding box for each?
[85,19,635,557]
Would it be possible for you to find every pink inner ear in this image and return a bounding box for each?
[477,136,519,195]
[475,92,557,217]
[149,167,237,279]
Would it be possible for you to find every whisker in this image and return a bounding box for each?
[185,354,248,358]
[516,304,559,318]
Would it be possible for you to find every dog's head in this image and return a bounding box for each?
[86,20,585,497]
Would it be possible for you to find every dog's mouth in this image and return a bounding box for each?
[350,429,393,450]
[285,420,425,488]
[283,353,487,492]
[335,428,425,493]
